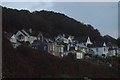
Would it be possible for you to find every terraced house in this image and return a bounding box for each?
[7,29,119,59]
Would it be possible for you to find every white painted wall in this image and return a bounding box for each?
[58,46,64,53]
[16,31,25,37]
[10,34,17,43]
[68,36,73,43]
[75,46,78,50]
[108,50,116,56]
[24,36,28,42]
[90,47,108,56]
[29,36,37,44]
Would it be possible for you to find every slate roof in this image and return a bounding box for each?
[76,43,87,48]
[43,39,53,44]
[106,42,114,48]
[32,39,53,45]
[106,42,118,48]
[108,47,117,51]
[87,42,107,48]
[20,30,28,36]
[20,29,37,36]
[64,35,69,38]
[108,48,114,51]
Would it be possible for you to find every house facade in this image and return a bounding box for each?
[47,42,64,57]
[10,34,17,43]
[88,42,109,56]
[8,29,38,48]
[106,42,119,56]
[76,51,85,59]
[15,29,37,44]
[55,34,74,44]
[108,48,117,56]
[8,30,119,58]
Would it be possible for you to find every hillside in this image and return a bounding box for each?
[117,38,120,48]
[2,7,117,44]
[2,33,119,78]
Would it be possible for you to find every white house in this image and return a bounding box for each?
[107,48,116,56]
[15,29,37,44]
[10,34,17,43]
[55,34,74,44]
[88,42,109,56]
[8,29,38,48]
[75,36,93,47]
[107,42,118,56]
[67,35,74,43]
[9,34,22,48]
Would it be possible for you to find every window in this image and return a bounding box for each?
[104,47,106,52]
[104,47,107,52]
[96,48,98,52]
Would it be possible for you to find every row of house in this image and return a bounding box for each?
[8,29,119,59]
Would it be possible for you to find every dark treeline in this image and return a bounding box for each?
[2,7,117,44]
[118,38,120,48]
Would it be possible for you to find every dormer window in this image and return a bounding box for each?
[103,42,106,47]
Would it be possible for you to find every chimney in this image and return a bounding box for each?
[29,28,32,33]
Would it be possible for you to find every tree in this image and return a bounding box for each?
[2,6,117,45]
[117,38,120,48]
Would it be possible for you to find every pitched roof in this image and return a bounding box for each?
[76,43,87,48]
[16,30,26,37]
[87,42,107,48]
[106,42,118,47]
[20,29,37,36]
[108,48,114,51]
[20,30,28,36]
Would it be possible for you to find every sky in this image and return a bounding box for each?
[1,2,118,39]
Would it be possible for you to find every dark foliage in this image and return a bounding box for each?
[103,35,117,45]
[117,38,120,48]
[2,7,117,44]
